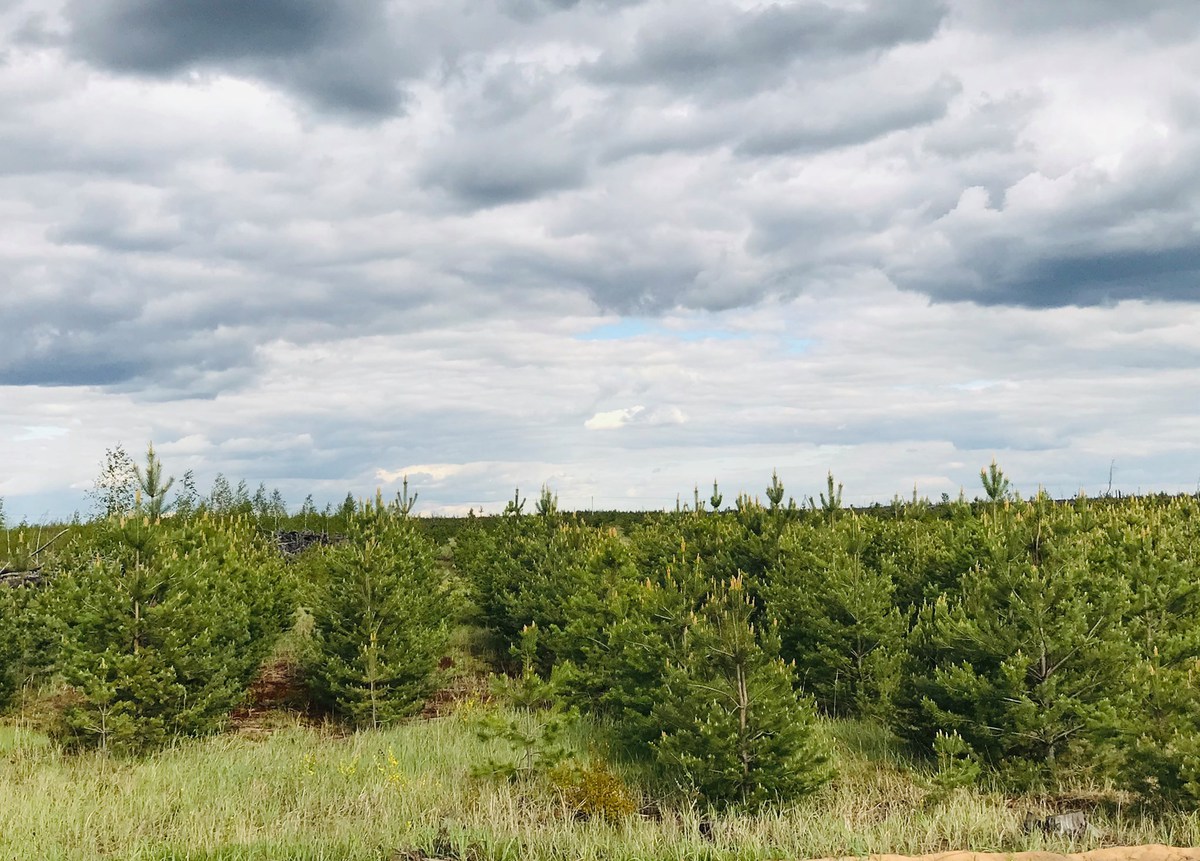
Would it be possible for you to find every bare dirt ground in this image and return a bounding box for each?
[817,847,1200,861]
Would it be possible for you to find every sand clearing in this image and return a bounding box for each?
[818,847,1200,861]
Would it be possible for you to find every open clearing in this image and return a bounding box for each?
[3,714,1199,861]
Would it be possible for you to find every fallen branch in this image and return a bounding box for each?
[0,568,44,587]
[0,526,69,587]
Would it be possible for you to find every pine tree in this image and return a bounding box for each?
[809,471,844,524]
[652,576,833,810]
[48,516,293,753]
[306,504,451,728]
[457,513,613,672]
[504,488,527,516]
[980,459,1012,503]
[133,442,175,520]
[0,583,20,708]
[535,485,559,517]
[899,501,1133,787]
[764,514,906,719]
[393,476,418,517]
[765,470,786,512]
[548,532,689,748]
[1102,496,1200,803]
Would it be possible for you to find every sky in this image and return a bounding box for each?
[2,0,1199,521]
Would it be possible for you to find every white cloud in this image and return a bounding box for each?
[585,406,645,430]
[376,464,468,483]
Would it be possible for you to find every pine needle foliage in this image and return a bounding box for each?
[652,576,834,810]
[133,442,174,520]
[764,514,906,720]
[305,501,452,728]
[45,515,293,753]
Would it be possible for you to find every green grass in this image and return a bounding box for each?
[2,711,1198,861]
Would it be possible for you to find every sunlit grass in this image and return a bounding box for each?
[2,712,1198,861]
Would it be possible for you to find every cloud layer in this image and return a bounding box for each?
[1,0,1198,517]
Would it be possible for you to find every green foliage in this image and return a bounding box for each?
[208,473,234,513]
[133,442,175,520]
[536,485,558,517]
[173,470,200,518]
[394,475,419,517]
[0,584,20,708]
[980,460,1012,503]
[46,515,293,753]
[899,500,1134,787]
[925,730,982,806]
[810,471,844,523]
[651,576,833,810]
[457,514,635,672]
[504,488,527,517]
[1100,497,1200,803]
[299,494,319,526]
[15,458,1200,816]
[305,502,452,728]
[472,627,578,780]
[554,547,705,749]
[709,480,723,512]
[765,469,786,511]
[764,514,906,720]
[233,480,252,514]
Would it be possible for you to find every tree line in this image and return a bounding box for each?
[3,450,1200,813]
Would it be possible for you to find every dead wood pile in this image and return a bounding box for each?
[274,529,345,556]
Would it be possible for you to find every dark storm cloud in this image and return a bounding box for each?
[889,116,1200,308]
[0,318,257,391]
[63,0,414,116]
[935,245,1200,309]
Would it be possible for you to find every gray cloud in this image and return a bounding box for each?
[736,76,959,156]
[957,0,1200,40]
[63,0,414,117]
[4,0,1200,520]
[586,0,947,96]
[888,123,1200,307]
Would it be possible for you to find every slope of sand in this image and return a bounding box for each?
[817,847,1200,861]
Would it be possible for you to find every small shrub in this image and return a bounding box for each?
[924,730,982,807]
[549,759,638,823]
[470,627,577,779]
